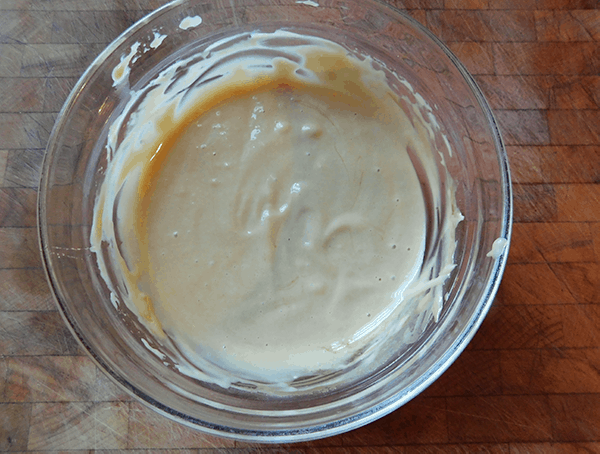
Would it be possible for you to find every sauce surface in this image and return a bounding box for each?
[92,30,460,390]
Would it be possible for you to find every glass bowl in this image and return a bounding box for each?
[38,0,512,443]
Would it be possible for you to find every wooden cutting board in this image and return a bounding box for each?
[1,0,599,451]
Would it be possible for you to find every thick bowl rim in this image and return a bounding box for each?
[38,0,512,443]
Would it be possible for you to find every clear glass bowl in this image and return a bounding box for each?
[38,0,512,443]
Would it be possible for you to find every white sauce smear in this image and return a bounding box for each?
[179,15,202,30]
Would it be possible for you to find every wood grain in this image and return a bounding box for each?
[0,0,599,451]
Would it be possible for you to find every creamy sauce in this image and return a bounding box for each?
[179,15,202,30]
[149,31,167,49]
[111,42,140,87]
[92,30,462,392]
[487,237,508,259]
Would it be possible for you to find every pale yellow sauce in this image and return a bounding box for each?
[92,30,460,390]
